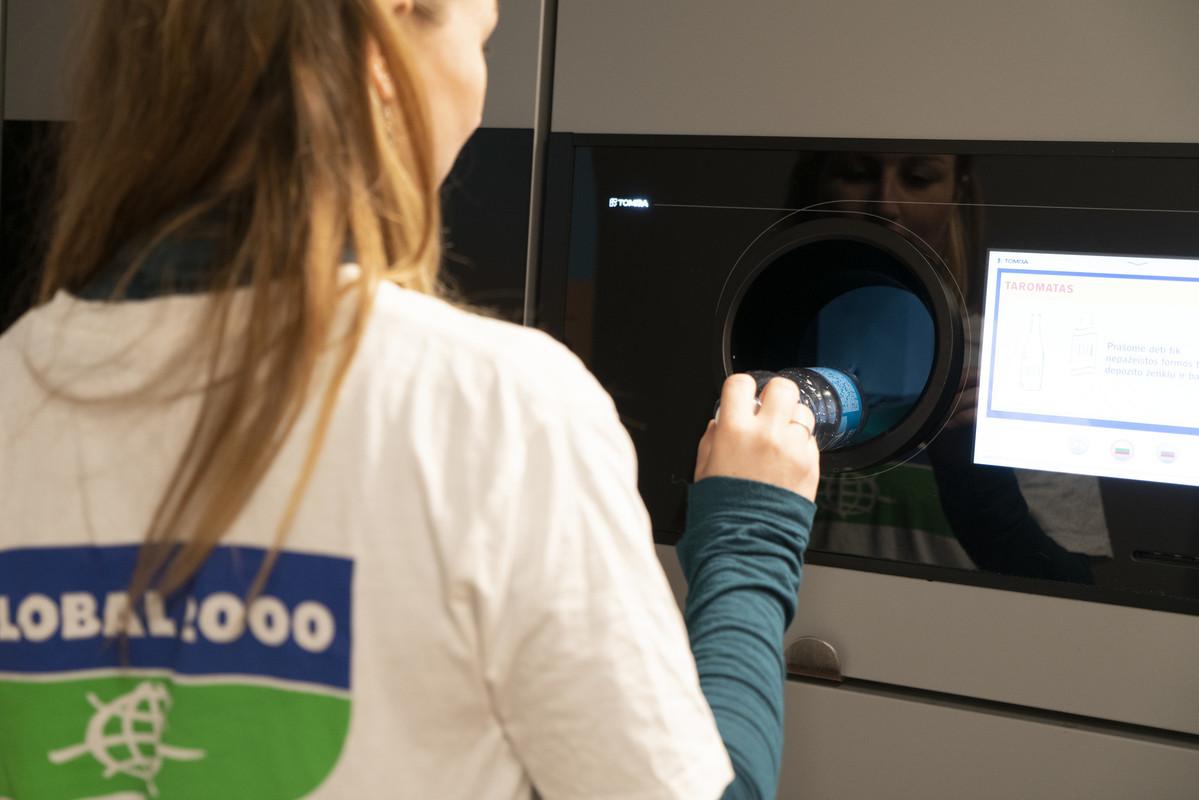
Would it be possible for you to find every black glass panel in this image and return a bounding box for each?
[542,135,1199,615]
[1,121,61,333]
[1,123,531,329]
[441,128,533,321]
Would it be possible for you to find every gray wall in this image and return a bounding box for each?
[653,545,1199,796]
[1,0,7,176]
[4,0,542,128]
[4,0,78,121]
[553,0,1199,142]
[777,678,1199,799]
[656,545,1199,740]
[481,0,541,129]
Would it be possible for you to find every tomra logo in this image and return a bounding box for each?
[0,545,354,800]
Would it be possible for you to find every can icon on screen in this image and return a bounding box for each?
[1111,441,1134,462]
[1159,447,1178,465]
[1020,314,1045,391]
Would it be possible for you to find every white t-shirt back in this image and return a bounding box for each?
[0,278,733,800]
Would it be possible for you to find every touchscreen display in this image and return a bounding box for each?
[975,250,1199,487]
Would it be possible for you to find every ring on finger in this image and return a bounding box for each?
[789,418,814,438]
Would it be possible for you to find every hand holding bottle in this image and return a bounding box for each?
[694,374,821,501]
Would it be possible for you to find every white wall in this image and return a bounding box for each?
[553,0,1199,142]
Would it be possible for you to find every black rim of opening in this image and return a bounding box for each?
[718,215,966,474]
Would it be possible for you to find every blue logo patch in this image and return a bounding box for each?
[0,545,353,690]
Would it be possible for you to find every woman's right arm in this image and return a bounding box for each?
[482,360,816,800]
[680,375,820,800]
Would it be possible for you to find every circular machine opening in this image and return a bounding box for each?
[723,219,964,473]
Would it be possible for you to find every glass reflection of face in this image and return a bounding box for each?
[818,154,960,249]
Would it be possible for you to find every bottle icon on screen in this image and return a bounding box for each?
[1070,313,1097,376]
[1020,313,1045,391]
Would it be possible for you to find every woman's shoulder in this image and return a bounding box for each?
[361,282,614,422]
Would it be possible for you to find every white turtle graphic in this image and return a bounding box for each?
[48,681,205,798]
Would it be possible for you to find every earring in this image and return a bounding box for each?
[372,59,397,101]
[373,88,400,149]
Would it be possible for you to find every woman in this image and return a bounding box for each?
[0,1,819,798]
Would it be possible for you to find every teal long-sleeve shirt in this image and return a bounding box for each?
[679,477,815,800]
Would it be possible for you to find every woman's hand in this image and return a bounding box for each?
[694,374,821,501]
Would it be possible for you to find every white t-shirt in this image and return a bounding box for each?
[0,277,733,800]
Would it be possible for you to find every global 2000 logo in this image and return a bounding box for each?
[0,545,353,799]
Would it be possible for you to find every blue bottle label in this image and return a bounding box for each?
[809,368,863,440]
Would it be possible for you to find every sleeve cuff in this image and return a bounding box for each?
[686,476,816,534]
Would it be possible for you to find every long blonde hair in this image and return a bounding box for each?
[38,0,445,601]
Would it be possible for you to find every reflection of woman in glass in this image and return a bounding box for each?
[795,152,984,306]
[792,152,1109,580]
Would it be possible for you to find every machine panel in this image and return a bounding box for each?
[543,137,1199,621]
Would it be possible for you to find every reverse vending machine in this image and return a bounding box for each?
[538,1,1199,796]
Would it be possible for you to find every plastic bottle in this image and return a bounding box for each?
[716,368,866,451]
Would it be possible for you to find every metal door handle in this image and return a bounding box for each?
[786,637,844,684]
